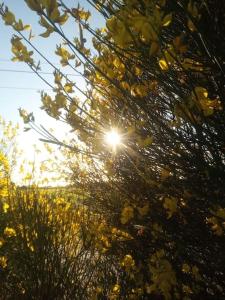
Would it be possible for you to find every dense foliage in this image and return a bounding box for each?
[1,0,225,299]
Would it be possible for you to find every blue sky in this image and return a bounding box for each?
[0,0,105,183]
[1,0,102,124]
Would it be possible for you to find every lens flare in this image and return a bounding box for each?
[105,129,121,148]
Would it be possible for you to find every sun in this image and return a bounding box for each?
[105,129,122,148]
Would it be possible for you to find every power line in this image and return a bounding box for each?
[0,86,52,91]
[0,58,61,65]
[0,68,81,77]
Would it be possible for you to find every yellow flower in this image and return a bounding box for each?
[112,283,120,294]
[27,242,34,252]
[0,256,7,269]
[193,86,222,116]
[4,227,16,237]
[3,202,9,213]
[0,237,5,247]
[121,254,135,272]
[159,59,169,70]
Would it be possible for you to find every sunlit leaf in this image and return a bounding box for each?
[162,13,172,26]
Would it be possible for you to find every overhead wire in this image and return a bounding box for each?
[0,58,61,65]
[0,66,83,91]
[0,86,52,91]
[0,68,82,76]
